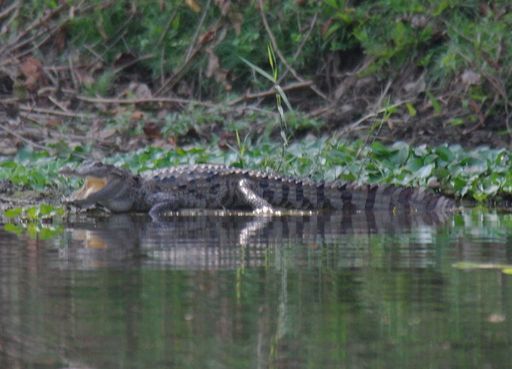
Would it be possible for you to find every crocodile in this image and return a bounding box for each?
[60,161,454,219]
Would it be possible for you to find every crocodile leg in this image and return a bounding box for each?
[146,193,182,220]
[238,179,274,213]
[238,216,272,245]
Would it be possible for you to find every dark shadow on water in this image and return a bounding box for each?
[56,210,450,269]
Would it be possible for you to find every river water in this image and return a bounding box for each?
[0,210,511,369]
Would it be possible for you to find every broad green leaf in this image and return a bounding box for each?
[435,146,453,162]
[448,118,465,126]
[405,102,416,117]
[39,226,64,240]
[370,142,393,157]
[415,164,434,179]
[39,203,55,216]
[4,208,22,218]
[27,224,39,239]
[4,223,23,235]
[25,207,40,220]
[427,92,442,114]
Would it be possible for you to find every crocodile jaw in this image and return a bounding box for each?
[63,176,109,206]
[62,173,137,212]
[60,162,138,211]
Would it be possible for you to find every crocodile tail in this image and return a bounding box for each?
[321,182,453,212]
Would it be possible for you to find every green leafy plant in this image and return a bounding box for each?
[4,204,65,221]
[3,203,65,239]
[4,222,64,240]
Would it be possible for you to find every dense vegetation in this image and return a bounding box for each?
[1,0,512,147]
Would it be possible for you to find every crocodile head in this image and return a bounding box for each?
[60,161,139,212]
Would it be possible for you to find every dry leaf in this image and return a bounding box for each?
[321,18,334,36]
[214,0,243,34]
[185,0,201,12]
[198,30,216,45]
[98,127,117,140]
[205,48,220,79]
[74,69,95,88]
[167,136,177,147]
[46,118,62,128]
[19,56,44,92]
[214,0,230,15]
[218,131,234,150]
[403,74,426,95]
[205,47,231,90]
[229,11,243,35]
[461,69,481,86]
[53,26,67,51]
[152,138,177,149]
[131,82,152,99]
[0,140,17,155]
[131,111,144,120]
[143,122,162,140]
[487,313,505,323]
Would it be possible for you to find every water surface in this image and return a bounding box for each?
[1,210,511,369]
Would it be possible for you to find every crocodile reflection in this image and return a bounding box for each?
[57,210,451,269]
